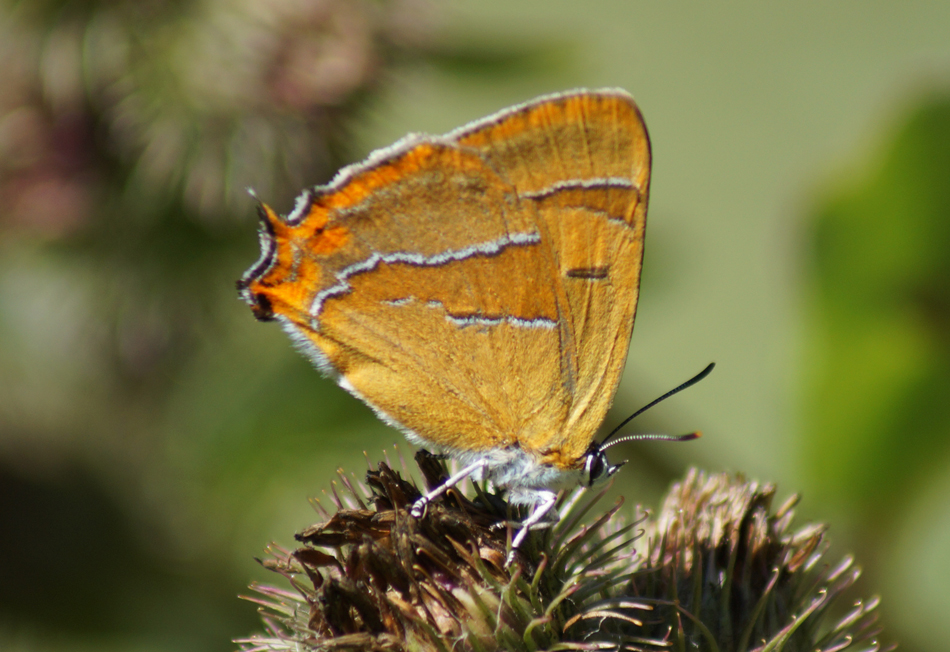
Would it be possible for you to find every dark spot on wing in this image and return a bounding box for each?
[566,267,609,280]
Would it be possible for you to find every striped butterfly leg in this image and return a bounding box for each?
[410,459,487,518]
[506,490,559,567]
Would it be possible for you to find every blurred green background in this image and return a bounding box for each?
[2,1,949,650]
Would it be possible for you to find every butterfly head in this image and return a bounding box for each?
[579,362,716,488]
[581,443,626,487]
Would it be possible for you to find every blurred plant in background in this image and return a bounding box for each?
[805,95,950,517]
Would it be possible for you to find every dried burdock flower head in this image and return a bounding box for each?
[574,469,893,652]
[238,454,892,652]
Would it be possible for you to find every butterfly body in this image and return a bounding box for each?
[239,89,652,553]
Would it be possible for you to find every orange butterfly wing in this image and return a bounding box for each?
[239,89,650,470]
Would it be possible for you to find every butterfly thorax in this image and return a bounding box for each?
[402,431,599,505]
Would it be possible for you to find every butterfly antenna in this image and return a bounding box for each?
[599,430,701,452]
[599,362,715,446]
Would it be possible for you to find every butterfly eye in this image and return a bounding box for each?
[584,453,601,487]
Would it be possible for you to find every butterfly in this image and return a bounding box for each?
[238,89,709,563]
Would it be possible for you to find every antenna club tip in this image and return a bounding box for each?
[674,431,702,442]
